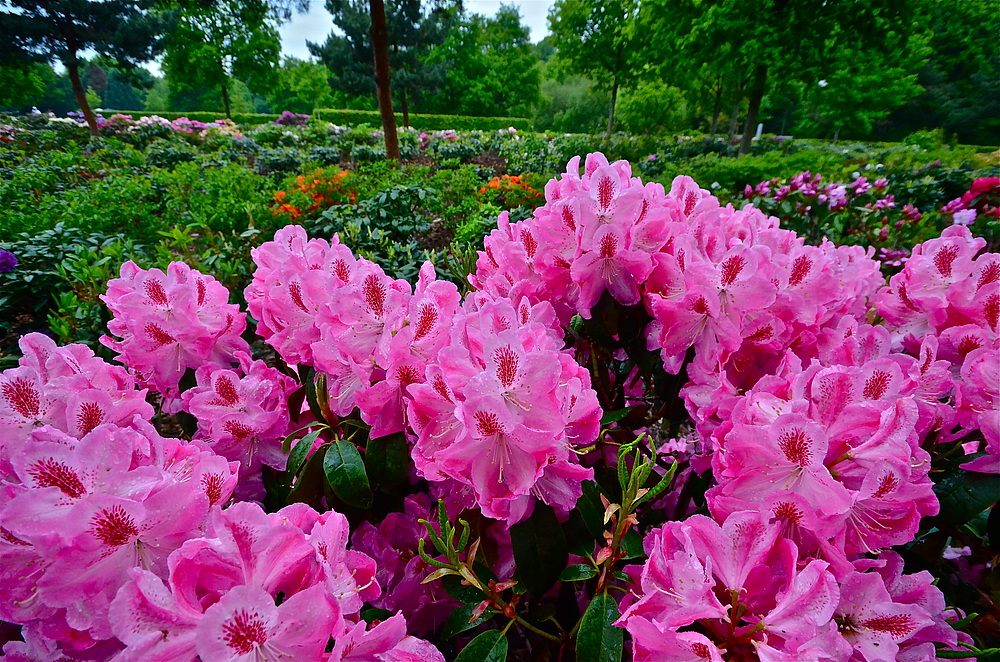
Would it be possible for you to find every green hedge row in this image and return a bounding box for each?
[102,110,281,125]
[313,109,532,131]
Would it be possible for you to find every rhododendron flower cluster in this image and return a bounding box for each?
[0,334,238,655]
[407,293,601,522]
[101,260,249,405]
[180,353,297,499]
[1,151,993,661]
[617,512,962,662]
[246,224,600,522]
[110,502,441,662]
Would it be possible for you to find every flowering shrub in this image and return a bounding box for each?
[275,111,311,126]
[477,174,544,209]
[742,171,922,262]
[0,248,17,273]
[272,169,357,222]
[1,152,997,661]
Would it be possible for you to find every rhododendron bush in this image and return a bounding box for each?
[1,152,997,662]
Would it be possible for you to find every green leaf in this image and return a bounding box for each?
[510,504,568,597]
[442,563,497,604]
[575,481,608,540]
[599,406,636,426]
[620,529,645,560]
[287,430,321,477]
[286,446,327,505]
[301,366,326,424]
[454,629,508,662]
[559,564,598,582]
[442,604,498,640]
[322,440,373,509]
[576,592,623,662]
[365,431,409,489]
[281,422,319,454]
[932,466,1000,526]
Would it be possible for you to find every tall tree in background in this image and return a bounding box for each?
[424,4,540,117]
[370,0,399,160]
[163,0,295,118]
[0,0,166,136]
[548,0,641,134]
[800,32,926,142]
[892,0,1000,144]
[644,0,928,154]
[266,57,337,114]
[309,0,459,126]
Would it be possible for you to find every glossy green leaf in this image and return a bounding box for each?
[559,564,598,582]
[620,529,645,560]
[365,431,409,488]
[576,480,609,540]
[442,604,498,640]
[360,608,392,623]
[599,407,636,426]
[510,504,568,597]
[576,592,623,662]
[932,466,1000,526]
[322,440,373,509]
[287,430,321,477]
[454,629,508,662]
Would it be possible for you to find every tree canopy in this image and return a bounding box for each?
[308,0,460,126]
[547,0,641,133]
[163,0,291,118]
[0,0,166,135]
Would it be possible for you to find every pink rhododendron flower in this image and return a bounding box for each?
[101,261,248,404]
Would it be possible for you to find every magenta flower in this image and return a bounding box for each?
[196,584,336,662]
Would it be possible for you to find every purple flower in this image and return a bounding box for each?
[0,248,17,274]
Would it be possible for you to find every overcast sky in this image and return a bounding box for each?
[278,0,555,59]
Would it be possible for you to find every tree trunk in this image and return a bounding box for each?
[369,0,400,161]
[400,86,409,128]
[221,79,232,119]
[739,64,768,156]
[832,127,840,145]
[606,77,619,136]
[67,60,99,138]
[709,83,723,136]
[727,103,740,143]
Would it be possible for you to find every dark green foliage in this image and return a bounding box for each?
[314,109,531,131]
[308,0,460,118]
[422,5,541,119]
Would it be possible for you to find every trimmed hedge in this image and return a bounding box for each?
[314,109,532,131]
[101,110,280,125]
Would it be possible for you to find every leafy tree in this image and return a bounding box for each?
[424,4,541,118]
[102,68,155,111]
[534,74,609,133]
[163,0,292,118]
[799,38,924,142]
[0,0,166,135]
[547,0,642,134]
[643,0,929,153]
[617,81,687,136]
[308,0,459,126]
[0,61,49,110]
[889,0,1000,144]
[265,57,337,114]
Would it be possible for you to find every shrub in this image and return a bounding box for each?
[314,108,532,131]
